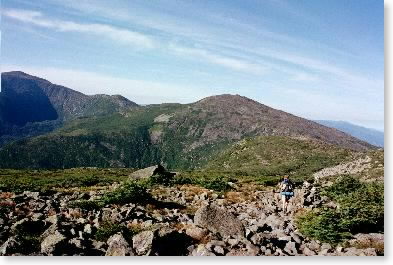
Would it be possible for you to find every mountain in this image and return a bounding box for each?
[0,71,138,146]
[315,120,384,147]
[0,89,374,169]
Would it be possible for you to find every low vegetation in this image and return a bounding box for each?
[206,136,354,183]
[0,168,133,193]
[173,171,235,192]
[296,176,384,245]
[94,221,142,242]
[69,180,152,210]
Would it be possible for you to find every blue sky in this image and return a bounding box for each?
[1,0,384,130]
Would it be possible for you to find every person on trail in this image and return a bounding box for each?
[278,175,294,214]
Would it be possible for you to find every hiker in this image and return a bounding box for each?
[278,175,294,213]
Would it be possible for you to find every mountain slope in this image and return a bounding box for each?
[0,94,374,169]
[315,120,384,147]
[164,95,373,152]
[0,71,139,146]
[205,136,354,179]
[1,71,138,124]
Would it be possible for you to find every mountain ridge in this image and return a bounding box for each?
[315,120,384,147]
[0,71,139,146]
[0,74,375,169]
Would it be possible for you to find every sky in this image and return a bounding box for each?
[0,0,384,131]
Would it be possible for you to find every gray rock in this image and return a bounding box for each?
[69,238,85,249]
[41,230,66,255]
[250,233,264,245]
[246,242,260,256]
[192,244,216,256]
[308,240,321,252]
[129,165,167,180]
[194,204,245,238]
[45,215,58,224]
[133,230,155,255]
[23,191,40,200]
[341,247,377,256]
[265,214,282,230]
[105,233,134,256]
[284,241,298,255]
[226,248,249,256]
[206,240,225,250]
[348,233,384,248]
[91,240,106,250]
[321,243,332,251]
[302,247,316,256]
[290,232,302,244]
[213,245,225,255]
[227,238,240,247]
[84,224,92,234]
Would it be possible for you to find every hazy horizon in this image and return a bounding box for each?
[1,0,384,130]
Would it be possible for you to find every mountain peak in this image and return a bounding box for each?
[0,71,139,128]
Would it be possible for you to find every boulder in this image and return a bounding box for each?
[348,233,384,250]
[302,247,316,256]
[129,165,167,180]
[213,245,225,255]
[185,226,209,241]
[41,230,67,255]
[264,214,282,230]
[307,240,321,252]
[105,233,134,256]
[284,241,298,255]
[340,247,377,256]
[133,230,155,255]
[194,204,245,238]
[192,244,216,256]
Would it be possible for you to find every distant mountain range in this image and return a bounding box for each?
[315,120,384,147]
[0,71,375,169]
[0,71,138,146]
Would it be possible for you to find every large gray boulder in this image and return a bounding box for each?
[194,204,245,238]
[132,230,155,255]
[41,230,66,255]
[129,165,167,180]
[105,233,134,256]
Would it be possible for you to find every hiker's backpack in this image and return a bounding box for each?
[281,181,294,193]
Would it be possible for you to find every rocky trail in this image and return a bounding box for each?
[0,179,382,256]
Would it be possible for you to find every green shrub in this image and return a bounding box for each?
[101,180,151,205]
[322,175,363,200]
[296,208,351,244]
[94,222,124,242]
[297,176,384,244]
[149,172,175,186]
[337,182,384,233]
[199,177,232,192]
[172,172,233,192]
[95,222,142,242]
[173,174,197,185]
[257,176,281,186]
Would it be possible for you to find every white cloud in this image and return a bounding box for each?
[2,8,155,49]
[169,44,269,75]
